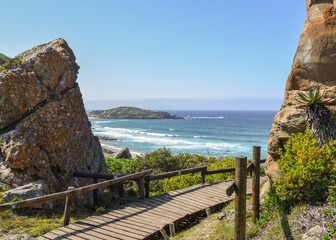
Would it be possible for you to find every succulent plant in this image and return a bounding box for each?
[297,87,336,146]
[298,87,335,106]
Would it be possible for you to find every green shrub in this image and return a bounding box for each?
[95,206,106,214]
[105,157,135,174]
[0,56,22,73]
[104,148,260,197]
[273,130,336,207]
[156,157,236,193]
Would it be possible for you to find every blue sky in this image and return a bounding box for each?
[1,1,307,110]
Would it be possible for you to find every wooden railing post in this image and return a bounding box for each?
[118,183,124,198]
[252,146,261,222]
[145,176,150,198]
[234,155,247,240]
[93,178,98,207]
[63,186,75,226]
[248,160,253,177]
[201,170,206,184]
[139,176,145,199]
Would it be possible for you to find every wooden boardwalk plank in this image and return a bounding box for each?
[98,212,159,231]
[83,217,147,239]
[41,177,265,240]
[94,215,153,235]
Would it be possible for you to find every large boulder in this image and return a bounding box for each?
[113,147,132,159]
[0,39,107,198]
[266,0,336,181]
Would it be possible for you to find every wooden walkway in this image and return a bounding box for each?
[38,177,264,240]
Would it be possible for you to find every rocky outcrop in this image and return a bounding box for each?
[0,39,107,197]
[266,0,336,181]
[113,147,132,159]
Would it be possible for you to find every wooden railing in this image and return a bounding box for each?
[144,157,265,198]
[0,169,152,226]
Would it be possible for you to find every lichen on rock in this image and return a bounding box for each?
[0,39,107,202]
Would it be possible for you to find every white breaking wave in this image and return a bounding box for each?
[93,126,244,151]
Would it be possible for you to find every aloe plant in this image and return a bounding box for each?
[298,87,335,106]
[298,87,336,146]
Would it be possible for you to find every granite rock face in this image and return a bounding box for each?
[266,0,336,181]
[0,39,107,197]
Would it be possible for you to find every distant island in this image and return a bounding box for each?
[88,107,183,119]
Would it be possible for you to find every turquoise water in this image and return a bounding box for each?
[90,110,276,159]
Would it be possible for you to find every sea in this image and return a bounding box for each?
[89,110,277,159]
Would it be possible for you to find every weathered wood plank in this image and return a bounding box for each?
[56,227,94,240]
[155,195,205,210]
[149,196,200,213]
[65,223,117,240]
[79,218,140,240]
[101,212,160,231]
[94,215,153,235]
[167,188,225,204]
[165,189,223,207]
[142,197,192,215]
[85,216,149,237]
[127,201,183,220]
[104,210,165,228]
[112,206,173,225]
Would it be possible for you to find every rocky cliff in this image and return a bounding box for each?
[0,39,107,196]
[266,0,336,181]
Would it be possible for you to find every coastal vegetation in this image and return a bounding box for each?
[274,130,336,207]
[88,106,183,119]
[105,148,254,197]
[0,56,22,73]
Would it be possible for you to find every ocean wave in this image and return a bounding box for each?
[93,126,249,153]
[94,127,180,140]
